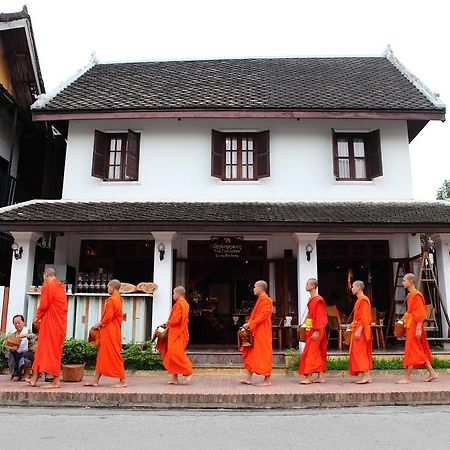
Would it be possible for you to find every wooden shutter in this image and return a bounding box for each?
[125,129,140,180]
[92,130,107,179]
[211,130,225,179]
[366,129,383,179]
[255,130,270,179]
[332,129,339,178]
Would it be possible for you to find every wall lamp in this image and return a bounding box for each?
[305,243,313,262]
[11,242,23,260]
[157,242,166,261]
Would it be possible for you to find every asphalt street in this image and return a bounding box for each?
[1,406,448,449]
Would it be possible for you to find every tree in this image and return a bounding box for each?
[436,179,450,200]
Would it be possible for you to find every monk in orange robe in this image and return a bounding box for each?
[156,285,193,385]
[396,273,438,384]
[27,267,67,388]
[240,280,273,386]
[299,278,328,384]
[349,280,373,384]
[85,279,126,388]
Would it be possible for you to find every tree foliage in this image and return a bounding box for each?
[436,179,450,200]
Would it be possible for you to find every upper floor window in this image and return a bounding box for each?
[332,130,382,181]
[211,130,270,180]
[91,129,140,181]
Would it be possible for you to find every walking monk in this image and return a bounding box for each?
[157,286,193,385]
[85,279,126,388]
[349,280,373,384]
[240,280,273,386]
[299,278,328,384]
[396,273,438,384]
[27,267,67,388]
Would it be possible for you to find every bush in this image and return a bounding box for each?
[123,341,163,371]
[62,339,98,368]
[0,334,8,371]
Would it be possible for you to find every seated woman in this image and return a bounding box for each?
[5,315,35,382]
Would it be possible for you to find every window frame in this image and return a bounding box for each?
[332,130,382,181]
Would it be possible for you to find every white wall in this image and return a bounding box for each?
[62,117,413,202]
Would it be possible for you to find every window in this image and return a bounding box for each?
[211,130,270,180]
[92,129,140,181]
[332,130,382,180]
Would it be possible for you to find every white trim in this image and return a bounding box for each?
[385,46,445,109]
[32,53,99,110]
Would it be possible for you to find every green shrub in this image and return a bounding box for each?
[62,339,98,368]
[123,341,163,371]
[0,334,8,371]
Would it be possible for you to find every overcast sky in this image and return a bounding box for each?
[3,0,449,199]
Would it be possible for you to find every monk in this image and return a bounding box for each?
[349,280,373,384]
[396,273,438,384]
[240,280,273,386]
[156,286,193,385]
[85,279,126,388]
[27,267,67,388]
[299,278,328,384]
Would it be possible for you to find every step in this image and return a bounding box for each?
[186,351,286,368]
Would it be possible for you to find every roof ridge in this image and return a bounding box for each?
[32,52,98,110]
[385,45,445,110]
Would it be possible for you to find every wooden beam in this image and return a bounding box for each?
[32,109,446,122]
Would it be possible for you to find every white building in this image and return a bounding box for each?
[1,50,449,349]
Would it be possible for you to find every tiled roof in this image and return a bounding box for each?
[33,57,444,113]
[1,201,450,231]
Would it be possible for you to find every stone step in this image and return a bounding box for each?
[186,351,286,368]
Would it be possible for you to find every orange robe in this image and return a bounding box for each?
[241,292,273,376]
[32,279,68,377]
[157,298,193,375]
[403,289,433,368]
[96,292,125,379]
[299,295,328,376]
[349,295,373,376]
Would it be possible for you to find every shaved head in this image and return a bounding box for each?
[404,273,415,283]
[353,280,365,291]
[307,278,318,288]
[174,286,186,297]
[255,280,268,292]
[108,279,121,290]
[44,267,56,277]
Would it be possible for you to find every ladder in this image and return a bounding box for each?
[385,258,409,346]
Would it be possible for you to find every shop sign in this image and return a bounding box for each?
[210,236,243,259]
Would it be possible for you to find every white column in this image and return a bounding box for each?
[7,232,41,332]
[433,234,450,342]
[151,231,177,332]
[294,233,319,324]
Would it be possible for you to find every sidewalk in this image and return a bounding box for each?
[1,371,450,409]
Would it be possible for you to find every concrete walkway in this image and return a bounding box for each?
[2,371,450,409]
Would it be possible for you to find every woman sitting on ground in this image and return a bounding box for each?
[5,315,35,381]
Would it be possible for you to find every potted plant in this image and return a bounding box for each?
[61,339,98,382]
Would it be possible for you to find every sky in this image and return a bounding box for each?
[3,0,449,200]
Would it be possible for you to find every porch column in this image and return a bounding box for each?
[294,233,320,327]
[433,234,450,343]
[151,232,177,333]
[7,232,41,332]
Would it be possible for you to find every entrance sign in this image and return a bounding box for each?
[210,236,244,259]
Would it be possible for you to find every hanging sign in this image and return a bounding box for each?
[210,236,244,259]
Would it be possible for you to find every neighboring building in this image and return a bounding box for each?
[0,6,66,326]
[0,48,449,347]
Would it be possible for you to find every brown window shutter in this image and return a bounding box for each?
[332,129,339,178]
[256,130,270,179]
[366,130,383,179]
[125,129,140,180]
[92,130,107,179]
[211,129,225,179]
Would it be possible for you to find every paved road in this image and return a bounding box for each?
[1,406,449,449]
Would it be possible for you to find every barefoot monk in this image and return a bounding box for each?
[85,279,126,388]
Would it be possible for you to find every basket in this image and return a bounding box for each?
[62,363,85,382]
[6,335,21,347]
[394,321,405,338]
[88,327,101,346]
[237,327,253,348]
[151,326,168,343]
[297,326,307,343]
[343,328,352,346]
